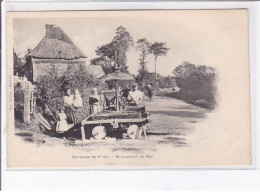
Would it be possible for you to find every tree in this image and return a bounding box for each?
[90,57,114,74]
[36,64,102,121]
[172,61,196,80]
[13,49,23,75]
[96,42,116,62]
[158,75,176,89]
[136,38,150,81]
[149,42,169,83]
[172,61,216,109]
[94,26,134,73]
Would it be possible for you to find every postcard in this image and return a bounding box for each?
[6,10,251,168]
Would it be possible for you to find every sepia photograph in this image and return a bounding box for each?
[6,10,251,168]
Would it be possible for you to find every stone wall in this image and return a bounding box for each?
[32,58,87,82]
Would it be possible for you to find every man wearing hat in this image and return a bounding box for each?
[127,83,144,106]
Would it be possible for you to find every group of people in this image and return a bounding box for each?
[54,83,150,133]
[56,88,83,133]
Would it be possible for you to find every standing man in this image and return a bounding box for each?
[127,83,144,106]
[146,84,153,101]
[120,86,130,105]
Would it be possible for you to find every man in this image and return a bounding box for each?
[121,86,130,99]
[120,86,130,105]
[146,84,153,101]
[127,83,144,106]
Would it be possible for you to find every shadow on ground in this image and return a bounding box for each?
[157,136,187,147]
[149,110,206,118]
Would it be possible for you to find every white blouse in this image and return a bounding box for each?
[63,95,74,107]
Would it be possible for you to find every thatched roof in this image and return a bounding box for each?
[27,24,86,60]
[85,65,105,79]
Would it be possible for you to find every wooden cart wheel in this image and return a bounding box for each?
[127,125,139,139]
[92,126,106,140]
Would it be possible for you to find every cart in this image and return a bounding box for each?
[80,107,150,140]
[80,53,150,141]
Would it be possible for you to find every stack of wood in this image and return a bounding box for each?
[34,98,58,132]
[34,113,52,131]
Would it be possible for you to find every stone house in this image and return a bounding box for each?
[20,24,104,82]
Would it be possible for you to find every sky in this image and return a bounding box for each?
[13,10,248,76]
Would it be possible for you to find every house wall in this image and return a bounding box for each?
[32,58,87,82]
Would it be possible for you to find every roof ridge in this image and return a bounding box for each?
[45,25,74,44]
[26,24,86,60]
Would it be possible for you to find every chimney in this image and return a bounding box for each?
[45,24,53,34]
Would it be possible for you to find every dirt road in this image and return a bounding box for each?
[14,93,212,167]
[143,94,208,145]
[17,94,209,149]
[145,95,208,133]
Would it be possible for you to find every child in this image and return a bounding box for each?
[73,89,83,108]
[56,107,68,133]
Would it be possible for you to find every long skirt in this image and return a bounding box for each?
[90,104,101,114]
[64,107,77,125]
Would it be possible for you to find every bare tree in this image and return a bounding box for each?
[149,42,169,84]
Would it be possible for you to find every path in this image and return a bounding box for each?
[144,94,208,135]
[15,93,210,155]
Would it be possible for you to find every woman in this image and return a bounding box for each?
[89,88,101,114]
[63,88,77,125]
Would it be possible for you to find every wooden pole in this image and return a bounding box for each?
[114,50,119,111]
[29,84,34,114]
[81,125,86,141]
[115,80,119,111]
[23,81,30,123]
[155,57,157,80]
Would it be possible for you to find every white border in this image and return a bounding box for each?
[1,0,260,190]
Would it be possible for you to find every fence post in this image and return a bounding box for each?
[23,81,30,123]
[29,83,34,114]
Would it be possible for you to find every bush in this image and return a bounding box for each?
[158,75,176,89]
[136,72,155,90]
[136,72,176,92]
[173,61,217,109]
[14,85,24,122]
[36,64,104,122]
